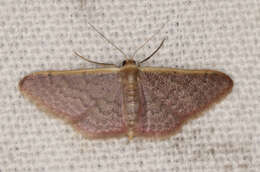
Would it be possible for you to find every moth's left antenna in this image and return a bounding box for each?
[74,52,116,67]
[88,23,128,58]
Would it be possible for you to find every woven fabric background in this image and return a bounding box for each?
[0,0,259,171]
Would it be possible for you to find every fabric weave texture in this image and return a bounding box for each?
[0,0,259,172]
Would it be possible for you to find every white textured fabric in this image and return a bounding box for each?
[0,0,259,171]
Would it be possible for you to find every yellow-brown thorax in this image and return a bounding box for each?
[120,60,140,138]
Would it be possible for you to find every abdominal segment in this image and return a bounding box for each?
[120,66,142,137]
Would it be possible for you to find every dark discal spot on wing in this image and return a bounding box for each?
[137,70,233,136]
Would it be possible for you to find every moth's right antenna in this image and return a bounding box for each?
[139,38,166,64]
[132,19,169,59]
[88,23,128,58]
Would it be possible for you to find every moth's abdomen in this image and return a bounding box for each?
[120,65,141,137]
[124,82,139,123]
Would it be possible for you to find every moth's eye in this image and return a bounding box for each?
[122,60,127,66]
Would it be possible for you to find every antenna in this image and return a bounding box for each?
[132,19,169,59]
[74,52,116,67]
[88,22,128,58]
[139,38,166,64]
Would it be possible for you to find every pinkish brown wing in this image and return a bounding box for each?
[19,69,127,139]
[136,67,233,138]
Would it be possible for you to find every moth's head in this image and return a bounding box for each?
[121,59,137,67]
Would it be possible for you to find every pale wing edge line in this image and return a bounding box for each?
[26,67,227,75]
[20,89,128,139]
[29,68,120,75]
[140,67,227,74]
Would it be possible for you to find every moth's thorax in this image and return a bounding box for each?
[120,63,141,137]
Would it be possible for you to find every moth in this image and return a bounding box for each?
[19,24,233,139]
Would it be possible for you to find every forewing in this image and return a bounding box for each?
[19,69,127,138]
[137,67,233,137]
